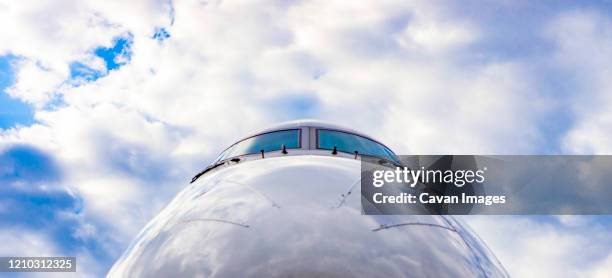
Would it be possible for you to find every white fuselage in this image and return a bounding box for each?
[108,155,507,277]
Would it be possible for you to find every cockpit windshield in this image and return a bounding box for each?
[217,129,300,161]
[317,129,400,164]
[215,126,400,165]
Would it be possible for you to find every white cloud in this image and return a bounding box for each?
[6,59,67,106]
[0,228,102,277]
[0,229,58,257]
[396,17,479,54]
[545,10,612,154]
[0,0,171,107]
[1,1,611,277]
[588,253,612,278]
[464,216,612,278]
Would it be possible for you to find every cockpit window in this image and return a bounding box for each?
[217,129,300,161]
[317,129,400,164]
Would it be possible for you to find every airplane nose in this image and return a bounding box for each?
[108,156,504,277]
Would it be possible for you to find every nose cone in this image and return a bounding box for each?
[108,156,506,277]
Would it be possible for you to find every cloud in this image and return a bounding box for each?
[0,0,612,277]
[588,253,612,278]
[395,14,479,54]
[0,229,58,257]
[464,216,612,278]
[0,145,111,277]
[545,10,612,154]
[0,228,104,277]
[0,0,171,107]
[6,60,66,106]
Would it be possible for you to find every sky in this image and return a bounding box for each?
[0,0,611,277]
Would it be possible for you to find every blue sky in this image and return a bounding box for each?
[70,35,133,82]
[0,56,33,128]
[1,1,612,277]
